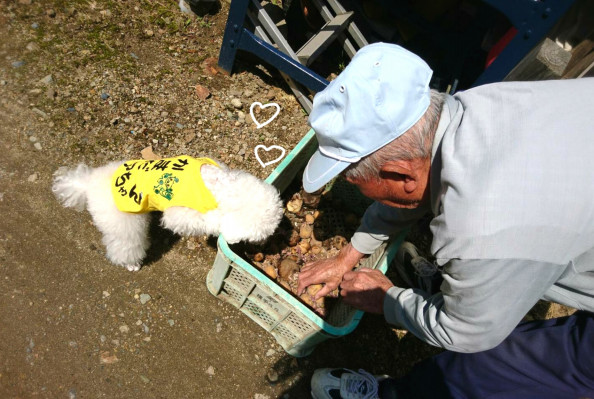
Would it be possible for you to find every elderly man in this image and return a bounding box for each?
[298,42,594,398]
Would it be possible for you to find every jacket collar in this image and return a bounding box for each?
[429,95,461,216]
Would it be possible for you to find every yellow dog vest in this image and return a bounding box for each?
[111,156,219,214]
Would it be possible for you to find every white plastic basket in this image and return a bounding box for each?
[206,129,406,356]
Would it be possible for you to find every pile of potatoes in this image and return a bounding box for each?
[243,186,361,318]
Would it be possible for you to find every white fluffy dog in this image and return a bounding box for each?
[52,157,283,271]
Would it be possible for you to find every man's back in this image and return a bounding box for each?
[432,78,594,265]
[430,78,594,313]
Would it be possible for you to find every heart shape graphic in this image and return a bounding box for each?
[254,145,286,168]
[250,102,281,129]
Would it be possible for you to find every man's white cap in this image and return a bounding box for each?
[302,43,433,193]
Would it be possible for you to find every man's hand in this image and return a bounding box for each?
[339,268,394,314]
[297,243,364,299]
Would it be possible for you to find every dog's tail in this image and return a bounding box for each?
[52,164,92,212]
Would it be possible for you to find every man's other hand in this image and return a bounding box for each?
[339,268,394,314]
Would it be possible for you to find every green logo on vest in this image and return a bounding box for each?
[154,173,179,201]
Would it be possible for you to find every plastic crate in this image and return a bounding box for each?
[206,129,406,357]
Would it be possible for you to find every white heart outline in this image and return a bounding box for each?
[254,144,286,168]
[250,102,281,129]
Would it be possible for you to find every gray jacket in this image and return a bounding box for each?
[352,78,594,352]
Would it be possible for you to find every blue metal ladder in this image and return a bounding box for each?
[218,0,576,100]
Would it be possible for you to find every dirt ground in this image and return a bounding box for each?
[0,0,575,398]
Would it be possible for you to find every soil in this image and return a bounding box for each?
[0,1,574,398]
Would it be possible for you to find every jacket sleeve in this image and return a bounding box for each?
[351,202,428,254]
[383,258,567,352]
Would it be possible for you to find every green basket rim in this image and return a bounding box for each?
[264,128,316,185]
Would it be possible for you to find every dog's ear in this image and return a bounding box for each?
[201,164,226,187]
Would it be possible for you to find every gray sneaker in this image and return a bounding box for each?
[393,241,441,294]
[311,368,388,399]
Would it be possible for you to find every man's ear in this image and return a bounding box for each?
[379,160,419,193]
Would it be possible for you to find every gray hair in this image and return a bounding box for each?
[343,90,445,182]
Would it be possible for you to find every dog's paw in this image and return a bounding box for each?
[125,264,141,272]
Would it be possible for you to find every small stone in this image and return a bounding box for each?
[100,335,106,343]
[102,291,110,298]
[68,341,77,348]
[27,173,38,182]
[266,369,279,383]
[31,23,39,29]
[184,133,196,143]
[0,80,6,86]
[100,351,119,364]
[140,375,150,383]
[100,92,110,100]
[141,146,159,160]
[130,53,139,59]
[12,61,26,68]
[139,293,151,304]
[265,349,275,357]
[206,366,215,376]
[119,325,129,333]
[46,88,57,100]
[195,84,210,100]
[168,319,175,327]
[176,123,184,129]
[26,42,40,52]
[144,29,154,37]
[231,98,242,109]
[32,108,48,118]
[68,388,77,399]
[39,74,53,85]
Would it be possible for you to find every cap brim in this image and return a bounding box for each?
[302,150,351,193]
